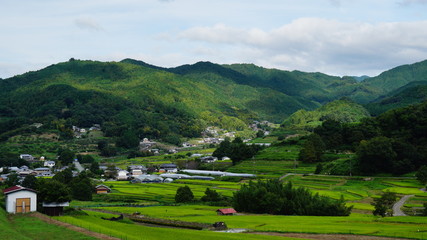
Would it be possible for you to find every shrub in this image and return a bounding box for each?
[233,179,352,216]
[175,186,194,203]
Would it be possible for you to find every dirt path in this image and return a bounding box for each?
[393,195,414,216]
[29,212,120,240]
[249,232,412,240]
[279,173,295,181]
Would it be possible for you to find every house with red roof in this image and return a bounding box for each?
[3,185,37,214]
[216,208,237,215]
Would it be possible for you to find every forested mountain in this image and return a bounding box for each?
[282,99,371,129]
[353,59,427,103]
[311,100,427,175]
[1,58,426,143]
[365,81,427,115]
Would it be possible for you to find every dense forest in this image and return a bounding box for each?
[299,100,427,175]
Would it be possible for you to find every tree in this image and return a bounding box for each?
[105,165,118,178]
[4,173,20,187]
[89,161,101,175]
[100,146,117,157]
[53,168,73,185]
[116,130,140,149]
[21,175,38,189]
[357,137,396,174]
[37,179,72,203]
[416,165,427,185]
[58,148,75,165]
[97,140,108,151]
[201,188,222,202]
[372,191,397,217]
[175,185,194,203]
[233,180,352,216]
[299,134,325,163]
[70,173,93,201]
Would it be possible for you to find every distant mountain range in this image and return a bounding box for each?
[1,58,426,141]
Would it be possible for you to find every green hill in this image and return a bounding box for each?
[354,59,427,103]
[0,59,320,142]
[282,99,371,129]
[2,58,427,143]
[365,81,427,115]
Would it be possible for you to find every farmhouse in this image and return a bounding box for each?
[95,184,111,194]
[200,156,218,163]
[216,208,237,215]
[117,170,129,181]
[159,163,178,173]
[44,161,56,168]
[19,154,35,161]
[3,185,37,214]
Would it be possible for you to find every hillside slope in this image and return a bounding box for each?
[282,99,371,128]
[0,59,320,141]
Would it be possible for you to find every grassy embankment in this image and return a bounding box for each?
[0,208,95,240]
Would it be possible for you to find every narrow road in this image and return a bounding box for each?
[393,195,414,216]
[74,160,84,172]
[30,212,120,240]
[279,173,295,181]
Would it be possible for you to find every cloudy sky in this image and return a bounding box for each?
[1,0,427,78]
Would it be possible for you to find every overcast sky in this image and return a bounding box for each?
[1,0,427,78]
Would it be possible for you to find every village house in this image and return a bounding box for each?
[95,185,111,194]
[3,185,37,214]
[34,167,51,175]
[19,154,35,161]
[140,138,157,150]
[216,208,237,216]
[159,163,178,173]
[44,160,56,168]
[116,170,129,181]
[200,156,218,163]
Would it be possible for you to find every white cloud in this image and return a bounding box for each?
[74,17,104,31]
[177,18,427,76]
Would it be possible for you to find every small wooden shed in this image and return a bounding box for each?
[42,202,69,216]
[3,185,37,214]
[95,184,111,194]
[216,208,237,215]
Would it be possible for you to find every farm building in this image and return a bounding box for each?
[95,185,111,194]
[159,163,178,173]
[216,208,237,215]
[3,185,37,214]
[117,170,129,180]
[131,174,164,183]
[42,202,69,216]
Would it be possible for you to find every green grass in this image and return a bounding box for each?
[55,210,304,240]
[106,180,238,203]
[0,208,95,240]
[227,160,315,177]
[254,145,301,160]
[89,205,427,239]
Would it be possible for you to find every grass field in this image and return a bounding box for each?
[89,205,427,239]
[55,211,303,240]
[0,208,96,240]
[104,179,240,203]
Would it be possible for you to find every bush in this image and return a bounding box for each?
[175,185,194,203]
[233,179,352,216]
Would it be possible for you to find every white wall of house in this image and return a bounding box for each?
[5,190,37,214]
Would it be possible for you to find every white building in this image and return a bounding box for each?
[44,161,56,168]
[3,185,37,214]
[117,170,129,181]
